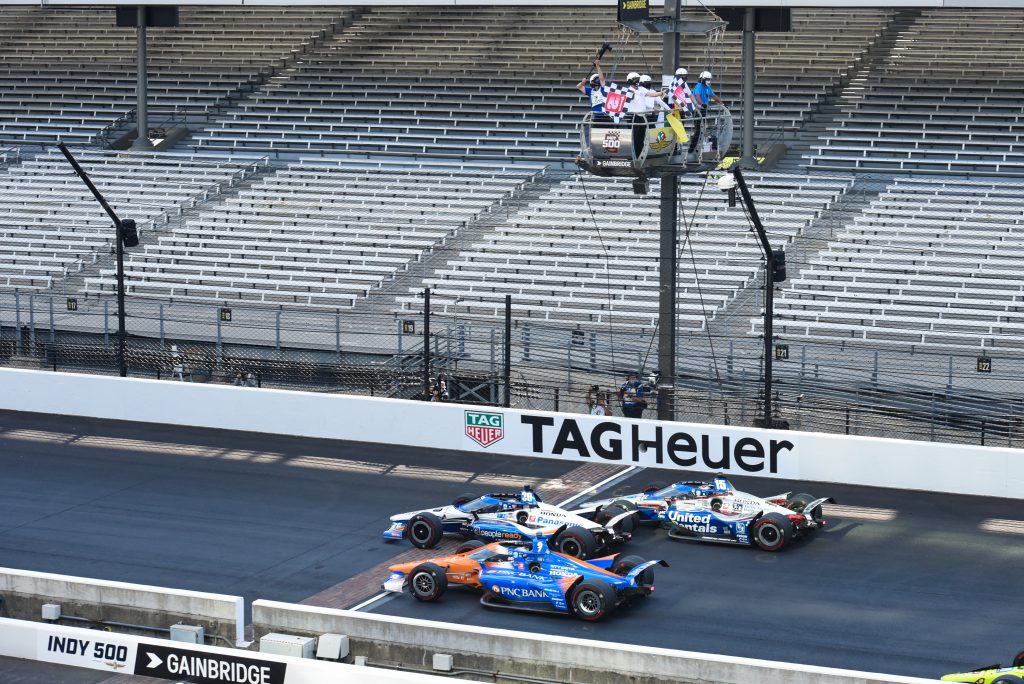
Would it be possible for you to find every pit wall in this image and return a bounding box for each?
[0,567,245,646]
[1,368,1020,498]
[251,600,940,684]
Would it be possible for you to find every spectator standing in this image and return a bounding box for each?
[576,59,608,116]
[687,70,724,162]
[618,373,647,419]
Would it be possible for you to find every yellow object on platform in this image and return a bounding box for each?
[666,111,688,143]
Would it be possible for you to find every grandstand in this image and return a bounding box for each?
[1,4,1024,443]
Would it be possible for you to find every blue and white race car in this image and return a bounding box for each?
[382,486,636,559]
[573,476,833,552]
[384,536,666,622]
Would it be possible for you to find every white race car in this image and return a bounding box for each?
[573,476,833,552]
[381,486,636,559]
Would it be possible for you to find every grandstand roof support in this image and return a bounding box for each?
[658,0,681,421]
[738,8,758,168]
[130,7,154,151]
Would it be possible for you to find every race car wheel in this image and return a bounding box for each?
[570,579,616,622]
[612,554,654,590]
[992,677,1024,684]
[1013,649,1024,668]
[642,481,668,494]
[451,493,477,507]
[554,526,599,560]
[786,493,821,522]
[405,511,444,549]
[455,540,485,555]
[409,562,448,602]
[752,513,794,552]
[597,503,638,535]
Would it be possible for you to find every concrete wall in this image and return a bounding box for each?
[0,567,245,646]
[1,368,1021,499]
[251,600,940,684]
[0,617,450,684]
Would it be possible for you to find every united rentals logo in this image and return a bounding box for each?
[466,411,504,448]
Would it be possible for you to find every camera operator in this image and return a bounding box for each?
[586,385,612,417]
[617,372,647,419]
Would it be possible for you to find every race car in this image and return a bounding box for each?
[941,650,1024,683]
[381,486,636,559]
[573,475,832,552]
[382,536,666,622]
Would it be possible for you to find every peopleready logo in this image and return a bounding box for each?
[519,415,795,475]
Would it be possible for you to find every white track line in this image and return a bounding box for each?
[351,591,393,612]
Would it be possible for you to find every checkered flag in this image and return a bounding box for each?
[670,77,695,113]
[603,83,633,123]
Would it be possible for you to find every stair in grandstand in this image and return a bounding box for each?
[776,9,922,172]
[351,166,568,318]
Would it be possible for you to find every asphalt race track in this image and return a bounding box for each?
[0,409,571,609]
[2,409,1023,679]
[374,469,1024,679]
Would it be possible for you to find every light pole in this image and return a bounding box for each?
[57,142,138,377]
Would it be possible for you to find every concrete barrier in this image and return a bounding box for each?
[1,368,1021,498]
[0,616,449,684]
[0,567,245,646]
[251,600,940,684]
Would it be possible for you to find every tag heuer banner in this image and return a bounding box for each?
[618,0,649,23]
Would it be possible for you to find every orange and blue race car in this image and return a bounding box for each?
[382,536,667,621]
[941,650,1024,684]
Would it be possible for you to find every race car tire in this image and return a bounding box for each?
[1014,649,1024,668]
[455,540,485,555]
[642,481,668,494]
[612,554,654,589]
[992,677,1023,684]
[451,493,477,507]
[597,503,638,535]
[752,513,793,552]
[570,579,617,622]
[408,562,448,602]
[405,511,444,549]
[786,493,822,522]
[554,526,599,559]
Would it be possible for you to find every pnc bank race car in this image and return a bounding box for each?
[382,486,636,559]
[573,476,833,552]
[382,537,666,621]
[941,649,1024,684]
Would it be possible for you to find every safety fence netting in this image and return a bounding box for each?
[2,289,1023,448]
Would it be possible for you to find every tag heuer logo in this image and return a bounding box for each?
[466,411,504,448]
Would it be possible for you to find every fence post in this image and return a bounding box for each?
[335,313,341,357]
[489,328,496,376]
[216,307,223,365]
[14,291,22,355]
[503,294,511,408]
[28,294,35,353]
[159,303,165,348]
[458,323,465,358]
[946,356,953,393]
[872,350,879,387]
[589,331,597,371]
[397,319,403,358]
[103,300,109,348]
[423,287,430,399]
[48,296,54,344]
[554,387,560,412]
[522,323,530,362]
[800,344,806,379]
[845,407,850,435]
[727,340,734,379]
[980,419,986,446]
[275,310,281,351]
[567,343,573,393]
